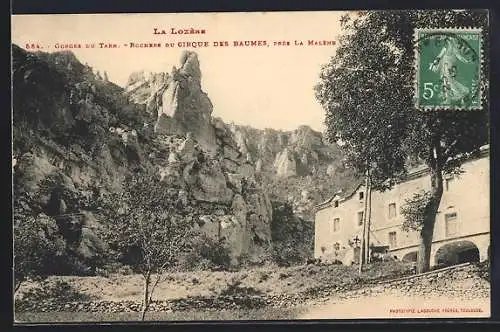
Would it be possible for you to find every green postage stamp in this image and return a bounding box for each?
[414,28,483,110]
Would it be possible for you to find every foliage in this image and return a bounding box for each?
[98,170,194,320]
[219,277,263,297]
[12,44,150,156]
[12,45,72,142]
[13,214,67,293]
[317,10,488,187]
[17,279,96,304]
[315,10,489,272]
[13,169,106,278]
[177,233,232,271]
[401,190,435,232]
[270,202,314,266]
[476,260,490,282]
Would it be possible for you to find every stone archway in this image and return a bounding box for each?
[434,240,480,268]
[402,251,418,263]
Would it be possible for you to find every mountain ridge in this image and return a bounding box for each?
[12,44,358,275]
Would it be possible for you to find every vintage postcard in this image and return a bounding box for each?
[11,10,490,323]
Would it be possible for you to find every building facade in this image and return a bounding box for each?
[313,146,490,267]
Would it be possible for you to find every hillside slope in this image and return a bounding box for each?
[126,70,359,221]
[12,45,276,272]
[12,45,358,275]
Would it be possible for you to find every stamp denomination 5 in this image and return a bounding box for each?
[414,28,483,111]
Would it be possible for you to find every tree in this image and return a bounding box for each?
[315,10,488,273]
[270,201,314,266]
[13,173,69,293]
[103,71,109,82]
[99,171,194,320]
[400,190,435,233]
[13,213,67,293]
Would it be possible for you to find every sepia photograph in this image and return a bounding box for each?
[11,9,490,322]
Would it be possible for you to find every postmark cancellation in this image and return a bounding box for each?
[414,28,483,111]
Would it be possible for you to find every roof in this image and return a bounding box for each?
[313,144,489,213]
[313,181,364,212]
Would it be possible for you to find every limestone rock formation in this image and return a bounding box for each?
[221,123,357,220]
[13,44,355,273]
[273,148,298,178]
[149,51,217,154]
[192,164,234,204]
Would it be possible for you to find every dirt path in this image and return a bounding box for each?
[298,288,490,319]
[298,263,491,319]
[16,262,490,321]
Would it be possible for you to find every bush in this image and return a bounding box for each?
[18,279,96,304]
[176,233,232,271]
[219,277,263,297]
[271,242,306,267]
[270,201,314,267]
[13,214,67,292]
[476,260,490,281]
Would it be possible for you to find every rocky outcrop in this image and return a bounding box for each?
[127,51,217,154]
[224,123,342,180]
[273,148,298,178]
[192,163,234,203]
[75,212,107,261]
[148,130,272,259]
[123,56,278,259]
[222,124,357,219]
[124,50,358,221]
[13,44,358,274]
[13,45,272,271]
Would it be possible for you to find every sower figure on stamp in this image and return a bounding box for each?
[428,36,473,105]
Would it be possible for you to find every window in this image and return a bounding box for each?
[445,212,458,237]
[334,200,339,208]
[333,218,340,232]
[388,231,397,248]
[445,177,454,191]
[359,191,364,200]
[388,203,397,219]
[357,211,364,226]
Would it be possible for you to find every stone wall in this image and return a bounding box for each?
[15,263,489,314]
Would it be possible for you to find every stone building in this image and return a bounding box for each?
[313,145,490,268]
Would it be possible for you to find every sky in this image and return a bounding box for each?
[11,12,346,132]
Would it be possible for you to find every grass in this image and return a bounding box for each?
[15,261,489,323]
[15,307,304,323]
[14,261,415,323]
[16,261,414,304]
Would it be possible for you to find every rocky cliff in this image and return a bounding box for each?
[126,51,217,154]
[13,45,358,275]
[126,64,359,221]
[12,46,275,273]
[221,124,359,220]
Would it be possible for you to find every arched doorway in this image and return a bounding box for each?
[402,251,418,263]
[434,240,480,267]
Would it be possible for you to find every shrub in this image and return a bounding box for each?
[177,233,232,271]
[270,201,314,267]
[13,213,67,292]
[476,260,490,281]
[219,277,263,297]
[18,279,96,304]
